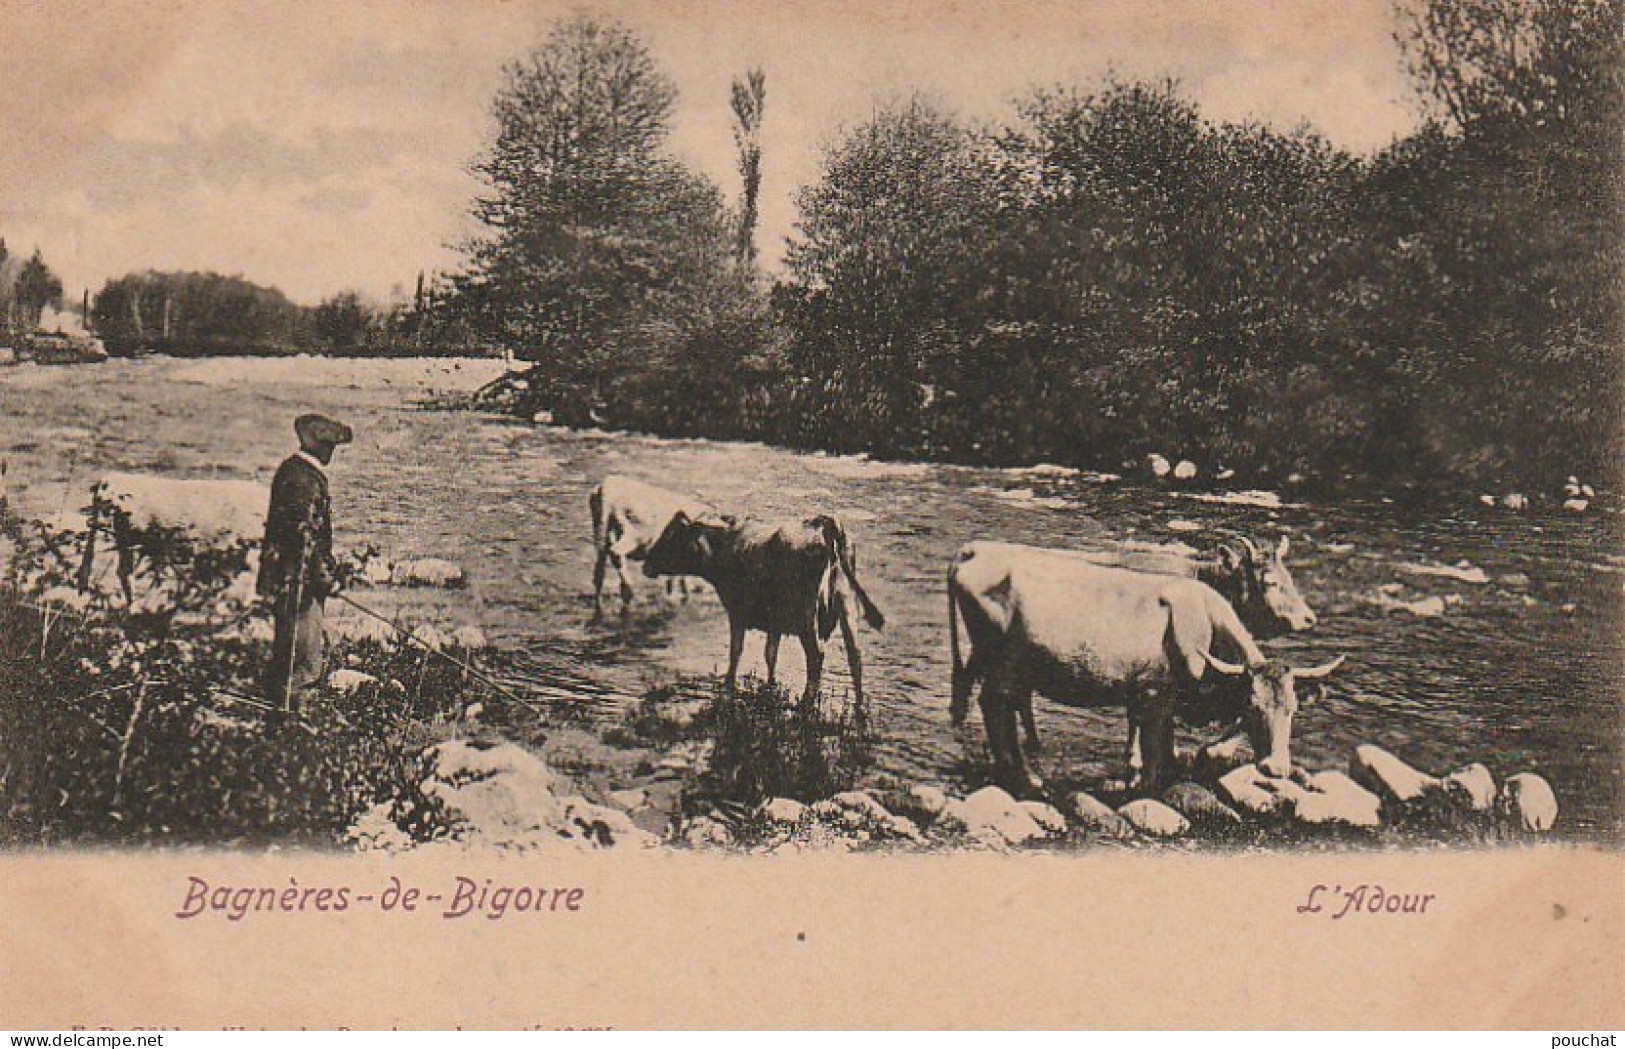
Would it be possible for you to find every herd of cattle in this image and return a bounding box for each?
[591,473,1343,799]
[8,463,1348,800]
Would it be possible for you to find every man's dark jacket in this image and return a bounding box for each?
[256,454,337,601]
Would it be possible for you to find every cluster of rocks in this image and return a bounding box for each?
[681,784,1076,853]
[356,555,468,589]
[1478,476,1598,514]
[1147,453,1206,482]
[348,734,1558,855]
[673,742,1559,852]
[349,739,660,853]
[1195,742,1558,838]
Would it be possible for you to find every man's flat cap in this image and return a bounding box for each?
[294,413,354,447]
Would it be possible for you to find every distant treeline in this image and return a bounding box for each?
[454,2,1621,500]
[88,271,487,358]
[0,239,64,337]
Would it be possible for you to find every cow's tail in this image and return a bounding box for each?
[816,515,884,630]
[948,562,971,728]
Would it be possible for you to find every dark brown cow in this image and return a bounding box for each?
[642,512,884,706]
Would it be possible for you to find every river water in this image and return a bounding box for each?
[3,357,1620,839]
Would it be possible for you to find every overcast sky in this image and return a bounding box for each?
[0,0,1422,306]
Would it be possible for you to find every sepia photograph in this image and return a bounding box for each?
[0,0,1620,1031]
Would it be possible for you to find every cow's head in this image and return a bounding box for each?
[1199,650,1344,778]
[1215,535,1316,637]
[643,511,726,579]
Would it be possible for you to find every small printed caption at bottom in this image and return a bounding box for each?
[174,875,586,921]
[1295,882,1437,919]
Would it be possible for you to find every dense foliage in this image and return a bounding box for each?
[460,4,1620,500]
[0,239,65,336]
[0,505,480,847]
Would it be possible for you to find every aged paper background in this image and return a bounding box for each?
[1,0,1621,1030]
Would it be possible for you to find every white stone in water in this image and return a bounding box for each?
[1173,459,1198,480]
[941,786,1044,846]
[1162,781,1242,824]
[607,788,647,812]
[813,791,919,840]
[1292,770,1383,829]
[1350,744,1440,805]
[1217,764,1301,816]
[1501,493,1529,510]
[1066,792,1134,838]
[559,796,657,848]
[1149,453,1172,478]
[683,816,734,849]
[1019,800,1070,836]
[762,797,808,825]
[1442,763,1497,813]
[326,669,379,694]
[907,784,950,824]
[1117,799,1190,838]
[419,740,562,844]
[391,557,467,588]
[1498,772,1558,832]
[1196,734,1253,772]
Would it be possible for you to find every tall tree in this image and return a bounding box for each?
[12,250,62,331]
[730,68,767,266]
[464,14,732,388]
[781,98,1003,453]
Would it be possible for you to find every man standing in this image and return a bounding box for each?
[258,413,352,712]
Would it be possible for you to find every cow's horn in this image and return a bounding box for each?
[1293,654,1345,681]
[1276,534,1291,558]
[1200,649,1248,676]
[1239,536,1261,560]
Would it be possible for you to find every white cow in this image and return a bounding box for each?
[588,475,715,610]
[77,472,268,603]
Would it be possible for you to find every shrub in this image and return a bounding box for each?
[0,508,485,847]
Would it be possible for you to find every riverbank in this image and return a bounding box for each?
[2,356,1617,842]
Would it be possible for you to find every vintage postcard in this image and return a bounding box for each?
[1,0,1620,1031]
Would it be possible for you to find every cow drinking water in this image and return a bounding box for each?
[642,511,885,707]
[1008,533,1317,747]
[946,541,1342,797]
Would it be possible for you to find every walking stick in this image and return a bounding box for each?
[331,591,545,716]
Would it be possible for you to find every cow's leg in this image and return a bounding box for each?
[763,633,781,687]
[611,553,635,608]
[724,619,746,697]
[798,629,824,708]
[1124,719,1144,784]
[980,668,1043,798]
[837,610,865,709]
[592,543,609,611]
[1020,696,1040,750]
[1137,704,1174,793]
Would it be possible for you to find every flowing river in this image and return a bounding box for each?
[3,357,1620,839]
